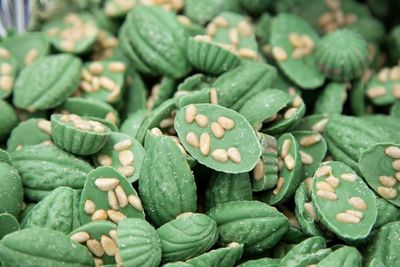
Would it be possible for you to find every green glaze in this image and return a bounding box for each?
[0,148,11,165]
[7,118,52,152]
[120,109,148,139]
[207,200,289,255]
[21,186,80,234]
[239,89,292,130]
[365,64,400,106]
[260,133,302,205]
[318,246,362,267]
[183,0,224,25]
[80,60,126,105]
[292,131,327,179]
[13,54,82,111]
[0,213,19,239]
[117,218,161,267]
[186,243,243,267]
[187,36,240,75]
[364,221,400,267]
[136,98,177,143]
[11,143,93,201]
[324,115,392,173]
[123,69,148,116]
[43,12,99,54]
[176,73,213,93]
[0,228,94,267]
[0,163,23,218]
[1,32,49,69]
[51,114,111,155]
[58,97,120,126]
[316,29,369,81]
[174,103,261,173]
[295,180,325,237]
[212,61,277,111]
[148,76,177,110]
[120,6,189,78]
[70,221,117,265]
[373,198,400,229]
[359,143,400,207]
[0,100,18,142]
[314,83,347,114]
[251,133,279,192]
[271,13,324,89]
[0,47,17,99]
[157,213,218,263]
[92,132,145,182]
[262,95,306,135]
[205,171,252,211]
[139,133,197,227]
[237,258,280,267]
[79,166,145,225]
[311,161,377,241]
[278,236,330,267]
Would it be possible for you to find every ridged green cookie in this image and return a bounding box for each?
[139,133,197,227]
[13,54,82,111]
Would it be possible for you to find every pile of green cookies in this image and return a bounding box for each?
[1,0,400,266]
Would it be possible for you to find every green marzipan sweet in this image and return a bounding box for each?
[212,61,277,111]
[373,197,400,229]
[80,60,126,105]
[237,257,280,267]
[207,200,289,255]
[359,143,400,207]
[187,36,240,75]
[292,130,327,179]
[0,148,11,165]
[205,171,252,211]
[278,236,331,267]
[174,103,262,173]
[311,161,377,241]
[251,133,278,192]
[185,243,243,267]
[58,97,120,126]
[13,54,82,111]
[259,133,302,205]
[139,133,197,227]
[69,221,117,265]
[43,12,99,55]
[318,246,362,267]
[157,213,218,263]
[316,29,369,82]
[0,100,18,142]
[1,32,49,69]
[0,228,94,267]
[314,83,347,114]
[0,47,17,100]
[324,115,392,174]
[295,180,324,237]
[79,166,145,225]
[364,221,400,267]
[271,13,324,89]
[21,186,80,234]
[7,118,52,152]
[92,132,146,183]
[120,109,148,139]
[120,6,190,78]
[239,89,292,130]
[0,162,23,218]
[0,213,19,240]
[117,218,162,267]
[51,114,111,155]
[11,143,93,201]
